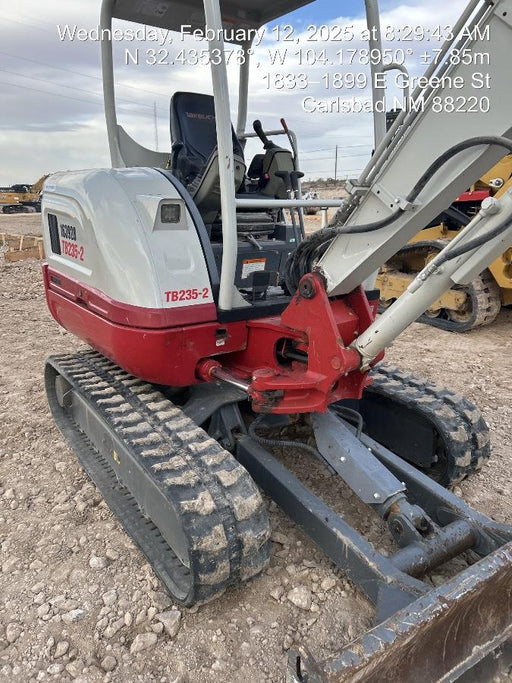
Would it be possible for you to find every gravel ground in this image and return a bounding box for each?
[1,233,511,681]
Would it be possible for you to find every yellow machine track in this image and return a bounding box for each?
[378,239,502,331]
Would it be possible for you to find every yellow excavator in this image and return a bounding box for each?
[0,175,48,214]
[377,156,512,331]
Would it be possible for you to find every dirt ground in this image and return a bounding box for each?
[0,213,42,237]
[1,210,511,682]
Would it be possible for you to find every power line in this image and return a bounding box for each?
[0,79,106,108]
[286,131,372,142]
[300,143,372,152]
[0,78,369,163]
[261,120,374,135]
[3,13,57,32]
[0,79,150,116]
[0,37,376,145]
[300,151,370,161]
[306,166,364,173]
[0,67,168,115]
[0,49,172,101]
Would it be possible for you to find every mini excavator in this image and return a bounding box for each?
[42,0,512,680]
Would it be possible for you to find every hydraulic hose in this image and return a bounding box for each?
[437,213,512,262]
[285,136,512,292]
[248,415,321,459]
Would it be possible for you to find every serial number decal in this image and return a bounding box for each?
[165,287,210,303]
[61,238,84,261]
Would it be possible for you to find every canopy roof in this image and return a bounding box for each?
[111,0,315,38]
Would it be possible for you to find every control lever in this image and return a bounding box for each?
[253,120,276,150]
[290,170,304,192]
[276,170,300,246]
[245,234,263,251]
[280,117,298,164]
[290,170,306,240]
[280,116,305,242]
[275,170,292,189]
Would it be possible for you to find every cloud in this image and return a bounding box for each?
[0,0,468,184]
[0,126,110,183]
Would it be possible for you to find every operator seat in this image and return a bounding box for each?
[170,92,246,223]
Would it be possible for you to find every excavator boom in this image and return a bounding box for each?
[317,0,512,297]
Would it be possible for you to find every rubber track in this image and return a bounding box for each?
[46,350,270,606]
[367,363,491,486]
[382,240,502,332]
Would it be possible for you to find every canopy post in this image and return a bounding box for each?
[236,40,252,138]
[203,0,238,311]
[100,0,123,167]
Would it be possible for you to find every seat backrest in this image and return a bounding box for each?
[170,92,244,182]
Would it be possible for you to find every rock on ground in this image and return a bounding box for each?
[1,248,512,681]
[130,632,158,654]
[156,610,182,638]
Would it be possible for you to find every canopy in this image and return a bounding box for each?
[111,0,315,38]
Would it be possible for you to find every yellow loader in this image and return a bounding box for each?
[377,156,512,331]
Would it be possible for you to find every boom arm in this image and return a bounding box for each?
[318,0,512,297]
[353,187,512,365]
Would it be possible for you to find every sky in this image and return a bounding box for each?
[0,0,469,185]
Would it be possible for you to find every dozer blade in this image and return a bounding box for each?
[288,540,512,682]
[237,404,512,682]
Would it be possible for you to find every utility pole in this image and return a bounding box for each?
[153,101,159,151]
[334,145,338,181]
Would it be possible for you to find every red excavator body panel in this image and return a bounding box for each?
[44,265,381,411]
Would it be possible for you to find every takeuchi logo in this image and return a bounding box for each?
[60,223,77,241]
[185,112,215,121]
